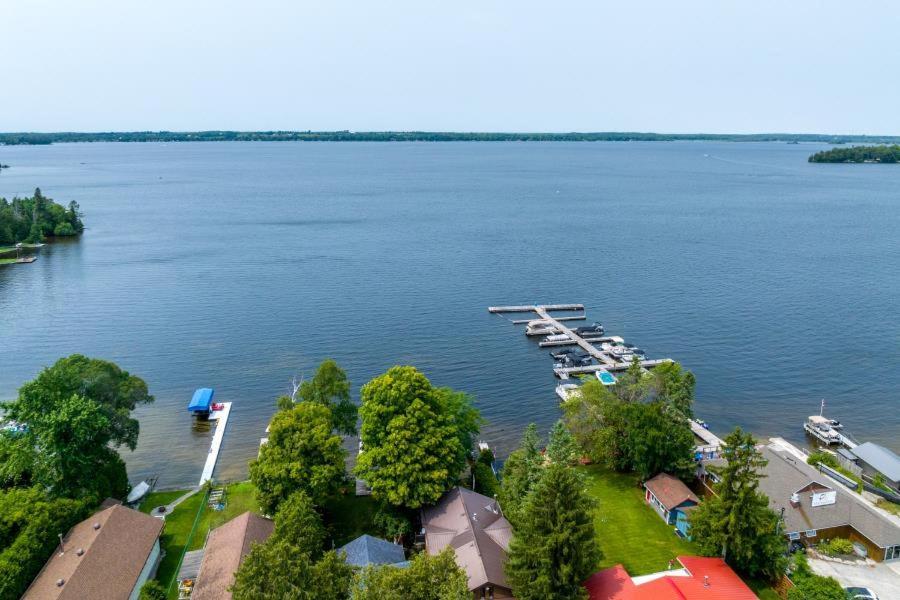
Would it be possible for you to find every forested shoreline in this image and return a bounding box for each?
[0,188,84,245]
[809,144,900,163]
[3,131,900,145]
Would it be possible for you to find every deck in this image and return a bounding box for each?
[199,402,231,486]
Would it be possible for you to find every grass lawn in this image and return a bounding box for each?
[138,490,186,513]
[579,465,697,575]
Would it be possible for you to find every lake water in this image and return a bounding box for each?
[1,141,898,489]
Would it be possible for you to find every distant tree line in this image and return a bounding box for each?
[809,144,900,163]
[3,131,900,145]
[0,188,84,245]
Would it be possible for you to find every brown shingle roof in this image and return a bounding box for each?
[192,512,274,600]
[644,473,699,511]
[23,503,163,600]
[422,487,513,592]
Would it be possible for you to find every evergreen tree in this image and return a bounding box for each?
[272,491,325,557]
[230,541,351,600]
[689,427,787,580]
[498,423,544,526]
[350,548,469,600]
[546,420,580,466]
[505,464,601,600]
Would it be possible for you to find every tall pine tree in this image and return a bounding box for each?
[505,464,600,600]
[689,427,787,580]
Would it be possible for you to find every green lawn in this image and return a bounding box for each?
[579,465,697,575]
[138,490,186,513]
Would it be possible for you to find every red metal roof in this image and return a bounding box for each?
[584,556,758,600]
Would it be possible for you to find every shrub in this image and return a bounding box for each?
[806,451,838,469]
[139,580,167,600]
[818,537,854,556]
[53,222,76,236]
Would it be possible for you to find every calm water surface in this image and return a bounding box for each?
[1,142,897,488]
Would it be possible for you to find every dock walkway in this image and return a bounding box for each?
[199,402,231,487]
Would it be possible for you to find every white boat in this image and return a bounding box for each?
[525,320,559,336]
[555,383,581,402]
[543,333,571,343]
[595,369,616,386]
[804,415,842,445]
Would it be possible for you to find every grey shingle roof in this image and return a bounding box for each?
[337,534,405,567]
[758,446,900,548]
[851,442,900,482]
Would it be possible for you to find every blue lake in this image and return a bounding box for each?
[1,141,897,488]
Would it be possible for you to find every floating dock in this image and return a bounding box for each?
[489,303,673,379]
[199,402,231,486]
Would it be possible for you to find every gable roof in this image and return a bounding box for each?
[758,445,900,548]
[851,442,900,481]
[644,473,699,511]
[338,534,405,567]
[422,487,513,591]
[24,503,163,600]
[192,512,274,600]
[584,556,757,600]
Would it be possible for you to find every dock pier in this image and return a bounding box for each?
[199,402,231,486]
[489,304,672,380]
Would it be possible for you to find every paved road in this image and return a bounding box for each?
[808,557,900,599]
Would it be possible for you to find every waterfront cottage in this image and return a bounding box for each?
[643,473,699,538]
[191,511,274,600]
[422,487,515,600]
[758,444,900,562]
[338,534,407,568]
[23,501,163,600]
[584,556,757,600]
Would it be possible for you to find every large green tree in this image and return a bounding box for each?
[505,464,601,600]
[619,402,695,480]
[547,420,580,466]
[498,423,544,527]
[230,541,352,600]
[279,359,358,436]
[350,548,469,600]
[250,402,346,513]
[355,366,478,509]
[786,555,844,600]
[272,491,325,557]
[689,427,787,580]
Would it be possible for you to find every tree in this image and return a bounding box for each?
[138,580,167,600]
[651,361,695,418]
[11,354,154,451]
[498,423,544,527]
[350,548,469,600]
[619,402,695,480]
[282,359,358,436]
[787,555,844,600]
[272,491,325,557]
[689,428,787,580]
[505,464,601,600]
[547,420,580,466]
[231,541,352,600]
[470,448,500,499]
[437,388,483,456]
[251,402,346,513]
[355,366,477,509]
[373,503,412,545]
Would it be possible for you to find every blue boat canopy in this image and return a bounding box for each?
[188,388,215,413]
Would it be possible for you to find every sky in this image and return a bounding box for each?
[2,1,899,134]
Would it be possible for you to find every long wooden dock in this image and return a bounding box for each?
[489,304,584,313]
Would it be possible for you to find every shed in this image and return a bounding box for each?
[188,388,215,414]
[643,473,700,537]
[851,443,900,492]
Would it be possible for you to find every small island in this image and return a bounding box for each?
[809,144,900,163]
[0,188,84,264]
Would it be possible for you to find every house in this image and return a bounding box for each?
[758,443,900,562]
[643,473,699,538]
[23,501,164,600]
[338,534,407,567]
[422,487,515,599]
[840,442,900,493]
[191,512,274,600]
[584,556,758,599]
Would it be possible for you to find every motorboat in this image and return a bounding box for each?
[595,369,617,386]
[525,320,559,336]
[550,348,588,361]
[804,415,842,445]
[543,334,572,343]
[572,322,604,336]
[556,383,581,402]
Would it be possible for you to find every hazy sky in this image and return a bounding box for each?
[3,1,899,133]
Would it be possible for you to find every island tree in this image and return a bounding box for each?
[0,188,84,244]
[355,366,479,509]
[251,401,346,513]
[350,548,469,600]
[689,427,787,580]
[505,464,601,600]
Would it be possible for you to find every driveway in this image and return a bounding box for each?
[808,557,900,599]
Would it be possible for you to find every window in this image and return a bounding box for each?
[804,529,817,538]
[788,532,801,540]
